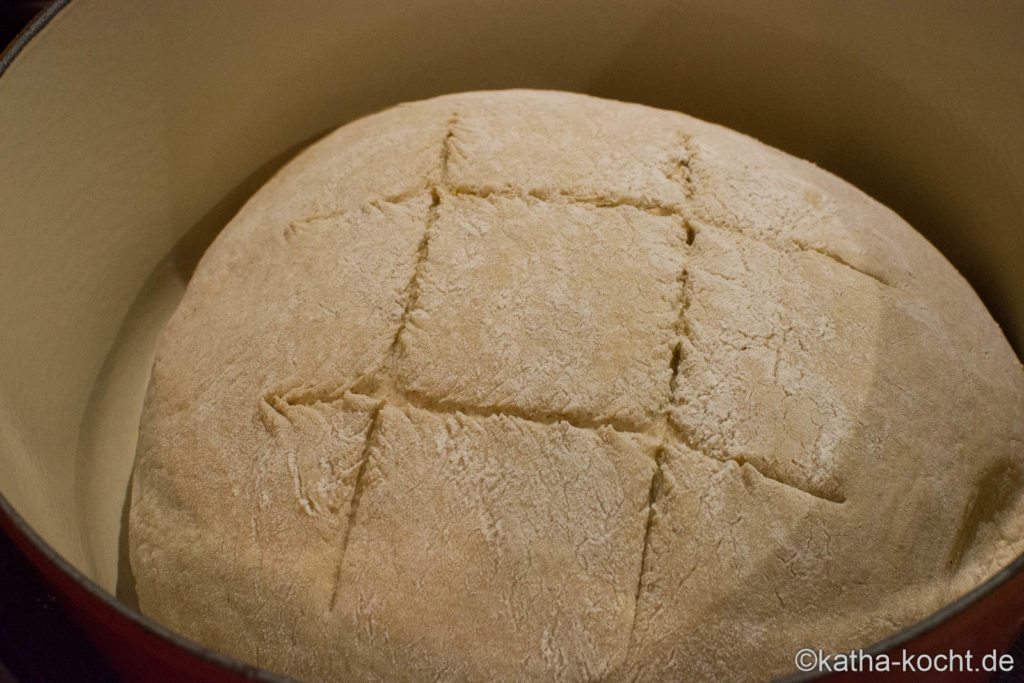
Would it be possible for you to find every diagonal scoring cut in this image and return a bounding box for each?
[262,112,851,640]
[268,108,848,521]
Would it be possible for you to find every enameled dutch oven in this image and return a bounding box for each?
[1,1,1022,680]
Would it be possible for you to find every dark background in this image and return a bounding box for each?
[1,1,1023,682]
[0,0,44,47]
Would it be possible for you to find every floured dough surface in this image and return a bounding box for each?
[129,90,1024,681]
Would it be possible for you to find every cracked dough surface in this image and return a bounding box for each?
[129,90,1024,682]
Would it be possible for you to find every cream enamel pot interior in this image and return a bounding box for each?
[0,1,1022,680]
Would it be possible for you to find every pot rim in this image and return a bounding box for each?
[1,2,1022,681]
[0,491,290,682]
[1,2,284,679]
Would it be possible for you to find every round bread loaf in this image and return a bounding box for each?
[129,90,1024,681]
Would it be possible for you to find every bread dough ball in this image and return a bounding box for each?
[129,90,1024,681]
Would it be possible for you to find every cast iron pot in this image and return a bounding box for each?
[1,1,1022,680]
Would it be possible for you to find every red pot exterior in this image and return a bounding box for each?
[5,496,1024,683]
[0,508,281,683]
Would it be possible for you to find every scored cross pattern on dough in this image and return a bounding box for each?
[269,114,851,505]
[133,92,1024,683]
[262,113,852,643]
